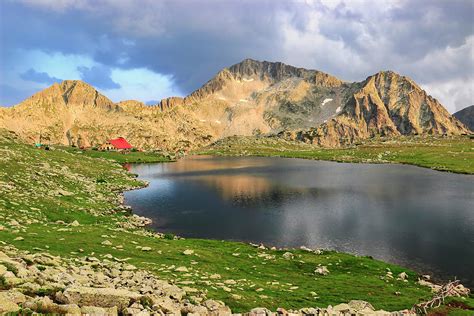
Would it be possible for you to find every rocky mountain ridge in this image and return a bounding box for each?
[453,105,474,131]
[282,71,468,146]
[0,59,468,150]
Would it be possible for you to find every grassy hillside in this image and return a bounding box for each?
[59,146,175,163]
[0,129,472,313]
[196,135,474,174]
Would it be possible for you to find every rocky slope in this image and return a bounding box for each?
[0,81,215,151]
[0,245,431,315]
[0,59,468,150]
[280,71,469,146]
[453,105,474,131]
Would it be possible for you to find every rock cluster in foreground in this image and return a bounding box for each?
[0,244,429,316]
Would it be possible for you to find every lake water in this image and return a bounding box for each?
[124,156,474,287]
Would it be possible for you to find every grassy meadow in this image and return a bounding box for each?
[0,129,472,313]
[196,135,474,174]
[60,146,175,163]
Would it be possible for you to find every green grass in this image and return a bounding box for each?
[60,146,175,163]
[195,135,474,174]
[0,129,471,313]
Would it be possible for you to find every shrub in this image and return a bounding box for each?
[164,233,175,240]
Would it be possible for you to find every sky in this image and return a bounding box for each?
[0,0,473,113]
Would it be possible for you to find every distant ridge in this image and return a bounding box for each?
[0,59,468,151]
[453,105,474,131]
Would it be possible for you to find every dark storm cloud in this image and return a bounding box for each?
[0,0,473,111]
[78,65,121,90]
[20,69,62,85]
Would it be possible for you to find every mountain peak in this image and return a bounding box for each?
[227,58,342,84]
[15,79,114,110]
[1,60,467,151]
[187,59,343,101]
[58,79,97,93]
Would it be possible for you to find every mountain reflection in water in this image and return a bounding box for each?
[124,155,474,288]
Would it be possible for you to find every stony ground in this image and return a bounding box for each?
[0,129,472,314]
[0,244,431,315]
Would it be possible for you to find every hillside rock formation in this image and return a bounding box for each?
[453,105,474,131]
[0,59,468,150]
[0,81,214,151]
[281,71,468,146]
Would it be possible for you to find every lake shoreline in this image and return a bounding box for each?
[1,130,471,313]
[195,135,474,174]
[124,156,474,290]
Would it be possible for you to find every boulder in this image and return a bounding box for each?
[182,304,208,315]
[203,299,232,316]
[249,307,272,316]
[333,303,352,313]
[398,272,408,280]
[282,252,294,260]
[0,292,20,314]
[348,300,375,311]
[315,266,329,275]
[81,306,118,316]
[175,266,188,272]
[23,296,82,315]
[62,286,142,310]
[150,295,181,314]
[0,289,26,304]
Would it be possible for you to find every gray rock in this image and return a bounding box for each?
[81,306,118,316]
[315,266,329,275]
[249,307,272,316]
[62,286,142,310]
[282,252,294,260]
[0,293,20,314]
[348,300,375,311]
[203,299,232,316]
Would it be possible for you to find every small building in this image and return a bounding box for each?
[99,137,133,151]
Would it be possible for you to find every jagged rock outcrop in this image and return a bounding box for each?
[453,105,474,131]
[158,96,185,110]
[0,59,467,150]
[281,71,468,146]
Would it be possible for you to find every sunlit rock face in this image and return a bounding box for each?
[0,59,468,151]
[282,71,468,146]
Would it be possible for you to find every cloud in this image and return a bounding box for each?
[78,65,120,90]
[19,68,62,85]
[104,67,183,103]
[1,0,473,112]
[421,79,474,113]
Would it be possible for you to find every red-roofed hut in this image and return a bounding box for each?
[99,137,133,151]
